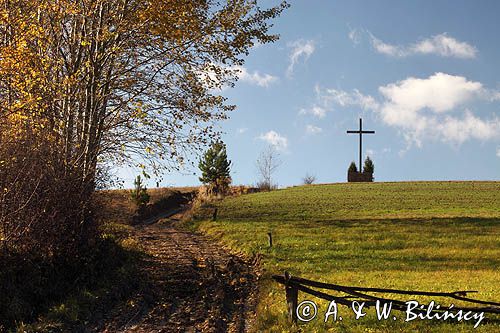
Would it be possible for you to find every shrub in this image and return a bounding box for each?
[256,181,275,191]
[0,132,99,259]
[364,156,374,174]
[348,161,358,173]
[302,173,316,185]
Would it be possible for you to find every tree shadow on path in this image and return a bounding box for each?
[92,214,259,333]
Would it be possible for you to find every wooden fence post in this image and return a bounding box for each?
[272,273,500,324]
[284,271,298,324]
[267,232,273,248]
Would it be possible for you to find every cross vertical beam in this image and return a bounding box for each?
[359,118,362,174]
[347,118,375,172]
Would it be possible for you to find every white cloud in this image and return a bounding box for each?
[322,88,380,111]
[487,90,500,101]
[305,125,322,134]
[287,39,315,77]
[414,34,477,58]
[258,130,288,150]
[371,36,406,57]
[379,72,482,120]
[378,73,500,146]
[251,40,263,49]
[237,128,248,134]
[234,66,277,87]
[299,105,327,118]
[319,73,500,148]
[436,111,500,144]
[497,147,500,158]
[196,64,276,90]
[366,149,375,156]
[348,27,362,45]
[370,33,477,59]
[300,85,379,120]
[195,63,226,90]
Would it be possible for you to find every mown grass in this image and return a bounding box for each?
[193,182,500,332]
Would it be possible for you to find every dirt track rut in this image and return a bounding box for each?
[97,214,259,333]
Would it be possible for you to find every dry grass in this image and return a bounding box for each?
[95,186,199,225]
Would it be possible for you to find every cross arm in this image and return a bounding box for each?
[346,130,375,134]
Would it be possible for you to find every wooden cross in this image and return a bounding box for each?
[347,118,375,172]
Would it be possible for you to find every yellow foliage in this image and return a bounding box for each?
[0,0,287,180]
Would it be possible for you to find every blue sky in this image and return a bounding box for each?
[119,0,500,188]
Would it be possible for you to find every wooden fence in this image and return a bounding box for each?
[273,271,500,323]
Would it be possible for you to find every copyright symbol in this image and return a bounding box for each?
[297,300,317,322]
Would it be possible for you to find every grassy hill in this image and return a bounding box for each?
[194,181,500,332]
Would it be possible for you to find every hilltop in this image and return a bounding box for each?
[194,181,500,332]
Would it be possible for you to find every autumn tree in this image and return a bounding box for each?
[0,0,288,183]
[0,0,288,253]
[0,2,288,328]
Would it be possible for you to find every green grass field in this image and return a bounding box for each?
[193,182,500,332]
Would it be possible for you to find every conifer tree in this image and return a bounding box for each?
[199,142,231,195]
[348,161,358,173]
[130,175,150,208]
[363,156,374,174]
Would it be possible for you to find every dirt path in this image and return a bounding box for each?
[96,210,260,333]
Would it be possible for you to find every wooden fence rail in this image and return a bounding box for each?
[272,271,500,324]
